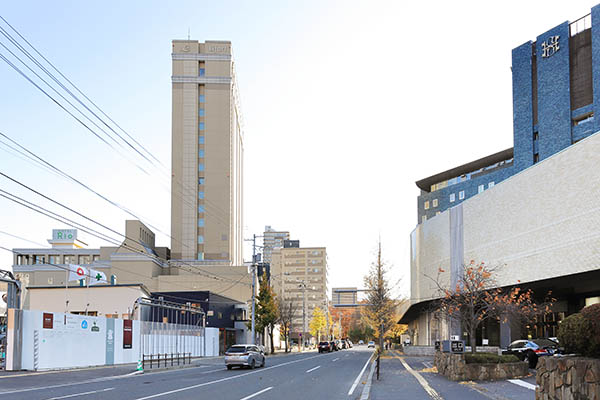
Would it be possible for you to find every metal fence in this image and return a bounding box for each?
[140,321,205,363]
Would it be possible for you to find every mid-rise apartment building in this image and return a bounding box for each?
[270,241,327,339]
[416,11,598,223]
[262,226,289,264]
[171,40,244,264]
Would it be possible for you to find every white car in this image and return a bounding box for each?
[224,344,265,370]
[367,341,375,348]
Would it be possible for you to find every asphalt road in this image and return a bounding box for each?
[0,347,375,400]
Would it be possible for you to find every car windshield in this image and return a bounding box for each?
[319,342,329,345]
[226,346,247,353]
[532,339,558,348]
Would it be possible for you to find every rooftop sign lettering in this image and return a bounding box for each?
[541,35,560,58]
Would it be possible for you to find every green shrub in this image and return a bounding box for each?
[558,313,593,355]
[581,304,600,357]
[465,353,520,364]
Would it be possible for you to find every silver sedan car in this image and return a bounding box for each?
[224,344,266,370]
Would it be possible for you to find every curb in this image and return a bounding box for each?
[360,356,377,400]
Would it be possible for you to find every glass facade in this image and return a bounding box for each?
[199,136,205,144]
[197,235,204,244]
[198,205,205,213]
[199,122,205,130]
[198,191,204,199]
[198,163,205,172]
[199,95,205,103]
[198,218,204,227]
[199,108,205,116]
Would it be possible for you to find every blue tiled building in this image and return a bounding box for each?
[416,8,599,223]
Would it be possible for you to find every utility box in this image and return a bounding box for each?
[442,340,465,353]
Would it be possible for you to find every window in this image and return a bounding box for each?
[422,215,427,223]
[198,191,204,199]
[199,122,205,130]
[198,149,204,158]
[64,255,75,264]
[459,191,465,200]
[534,132,539,141]
[199,108,205,117]
[488,181,495,188]
[49,255,61,264]
[432,199,438,207]
[197,235,204,244]
[198,177,205,185]
[199,68,205,76]
[198,218,204,227]
[449,193,456,203]
[218,312,222,319]
[197,252,204,260]
[198,205,205,213]
[424,201,430,210]
[199,95,205,103]
[478,184,484,194]
[199,136,205,144]
[534,153,539,163]
[198,163,205,172]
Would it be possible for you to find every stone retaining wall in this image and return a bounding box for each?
[402,346,436,356]
[536,356,600,400]
[435,351,529,381]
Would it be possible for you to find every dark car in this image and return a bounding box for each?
[503,339,560,368]
[318,341,332,353]
[341,339,348,349]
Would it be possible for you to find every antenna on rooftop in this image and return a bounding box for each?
[187,28,190,40]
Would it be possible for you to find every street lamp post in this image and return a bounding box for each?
[298,280,307,351]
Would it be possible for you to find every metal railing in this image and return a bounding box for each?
[142,352,191,369]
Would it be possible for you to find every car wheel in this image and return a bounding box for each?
[226,365,232,370]
[250,359,256,369]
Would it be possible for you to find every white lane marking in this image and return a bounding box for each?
[422,361,433,369]
[47,388,114,399]
[348,351,374,396]
[396,355,443,400]
[240,387,273,400]
[508,379,537,391]
[332,358,339,362]
[306,366,321,373]
[132,352,327,400]
[359,358,376,400]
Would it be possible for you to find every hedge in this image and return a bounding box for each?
[465,353,520,364]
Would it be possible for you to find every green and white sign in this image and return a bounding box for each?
[52,229,77,241]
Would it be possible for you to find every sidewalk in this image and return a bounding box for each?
[368,351,536,400]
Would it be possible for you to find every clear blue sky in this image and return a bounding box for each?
[0,1,597,299]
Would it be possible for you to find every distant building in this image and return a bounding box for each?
[170,40,244,264]
[262,226,289,264]
[271,242,327,340]
[331,287,357,306]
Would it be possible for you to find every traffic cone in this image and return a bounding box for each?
[136,359,143,372]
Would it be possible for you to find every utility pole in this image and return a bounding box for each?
[251,234,257,345]
[298,280,307,351]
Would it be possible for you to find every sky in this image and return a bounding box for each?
[0,0,596,299]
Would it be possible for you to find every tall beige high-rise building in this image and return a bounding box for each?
[271,242,328,339]
[171,40,243,264]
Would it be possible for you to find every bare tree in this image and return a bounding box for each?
[277,298,298,353]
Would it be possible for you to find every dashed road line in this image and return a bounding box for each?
[332,358,339,362]
[239,386,273,400]
[47,388,114,399]
[306,366,320,373]
[508,379,536,390]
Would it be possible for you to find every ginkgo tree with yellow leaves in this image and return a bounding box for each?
[309,306,327,342]
[429,261,554,353]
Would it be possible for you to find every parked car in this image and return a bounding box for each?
[358,340,364,345]
[340,339,348,349]
[318,341,332,353]
[347,340,353,348]
[502,339,560,369]
[367,341,376,348]
[330,340,339,351]
[335,339,343,350]
[224,344,266,370]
